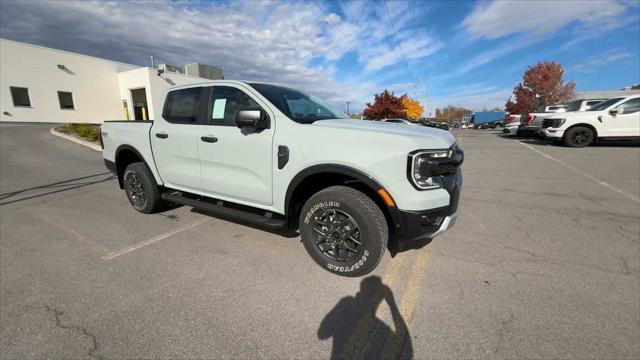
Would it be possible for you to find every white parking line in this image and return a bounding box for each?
[517,141,640,204]
[100,218,209,261]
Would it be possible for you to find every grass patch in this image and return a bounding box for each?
[59,123,100,142]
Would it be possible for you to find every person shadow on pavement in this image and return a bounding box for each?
[318,276,413,360]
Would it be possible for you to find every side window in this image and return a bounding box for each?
[586,100,602,107]
[164,87,202,124]
[615,98,640,115]
[209,86,261,126]
[10,87,31,107]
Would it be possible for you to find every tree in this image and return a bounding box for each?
[400,96,424,120]
[434,105,473,124]
[363,90,406,120]
[505,61,575,114]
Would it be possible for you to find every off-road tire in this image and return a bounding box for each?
[563,126,594,147]
[123,162,164,213]
[299,186,388,277]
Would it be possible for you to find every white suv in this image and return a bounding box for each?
[542,95,640,147]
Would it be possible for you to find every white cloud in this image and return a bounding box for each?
[0,0,439,109]
[569,51,633,73]
[462,0,630,39]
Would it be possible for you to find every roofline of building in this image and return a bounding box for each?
[0,37,141,69]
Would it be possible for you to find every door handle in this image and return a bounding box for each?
[201,136,218,143]
[155,132,169,139]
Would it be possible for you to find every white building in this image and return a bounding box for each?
[0,39,223,123]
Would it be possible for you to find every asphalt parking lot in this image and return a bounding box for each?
[1,123,638,359]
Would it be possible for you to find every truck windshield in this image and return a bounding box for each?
[566,100,582,112]
[588,97,624,111]
[248,83,349,123]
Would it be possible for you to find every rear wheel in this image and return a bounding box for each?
[299,186,387,277]
[123,162,165,213]
[564,126,594,147]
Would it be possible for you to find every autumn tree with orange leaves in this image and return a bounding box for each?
[363,90,407,120]
[401,96,424,120]
[505,61,575,114]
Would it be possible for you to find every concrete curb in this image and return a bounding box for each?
[50,127,102,152]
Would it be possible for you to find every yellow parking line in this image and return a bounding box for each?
[341,253,409,359]
[381,250,429,359]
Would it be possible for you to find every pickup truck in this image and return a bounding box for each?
[101,81,463,277]
[541,95,640,147]
[519,99,606,137]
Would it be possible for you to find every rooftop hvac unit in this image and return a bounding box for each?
[158,64,185,74]
[185,63,224,80]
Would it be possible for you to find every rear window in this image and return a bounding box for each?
[163,87,202,124]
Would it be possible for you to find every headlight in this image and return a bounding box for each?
[552,118,566,128]
[408,145,463,190]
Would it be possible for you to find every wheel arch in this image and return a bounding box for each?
[114,145,157,189]
[284,164,403,237]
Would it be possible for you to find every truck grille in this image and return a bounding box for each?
[542,119,554,128]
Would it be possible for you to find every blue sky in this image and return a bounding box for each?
[1,0,638,115]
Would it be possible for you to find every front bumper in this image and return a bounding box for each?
[393,169,461,250]
[542,128,564,139]
[503,125,519,136]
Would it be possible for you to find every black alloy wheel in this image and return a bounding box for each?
[125,170,146,210]
[564,126,594,147]
[312,208,362,262]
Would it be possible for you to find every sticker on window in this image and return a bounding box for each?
[212,98,227,119]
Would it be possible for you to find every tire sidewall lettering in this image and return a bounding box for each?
[303,201,341,224]
[326,250,369,273]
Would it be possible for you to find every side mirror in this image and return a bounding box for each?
[235,109,269,130]
[609,109,619,116]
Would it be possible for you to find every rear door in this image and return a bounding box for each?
[197,84,274,205]
[150,87,207,192]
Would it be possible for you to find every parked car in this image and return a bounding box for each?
[101,81,464,276]
[542,95,640,147]
[469,111,505,129]
[421,120,450,131]
[502,114,521,136]
[565,98,607,112]
[543,104,567,113]
[520,99,606,136]
[384,118,416,125]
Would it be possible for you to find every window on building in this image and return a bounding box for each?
[58,91,75,110]
[10,87,31,107]
[163,87,202,124]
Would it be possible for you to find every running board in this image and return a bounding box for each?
[161,192,286,230]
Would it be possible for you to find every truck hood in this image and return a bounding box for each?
[311,119,456,148]
[549,110,603,117]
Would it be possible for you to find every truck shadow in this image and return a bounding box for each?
[318,276,413,359]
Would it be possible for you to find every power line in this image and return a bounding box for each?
[382,0,417,88]
[311,0,359,51]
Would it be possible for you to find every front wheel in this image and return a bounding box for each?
[299,186,388,277]
[563,126,594,147]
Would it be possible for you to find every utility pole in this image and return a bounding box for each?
[346,101,351,116]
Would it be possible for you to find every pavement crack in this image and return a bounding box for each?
[42,305,104,360]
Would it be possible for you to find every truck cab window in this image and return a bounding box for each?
[164,87,202,124]
[209,86,261,126]
[615,98,640,114]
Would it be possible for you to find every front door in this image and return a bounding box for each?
[150,87,205,192]
[197,85,274,205]
[601,98,640,137]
